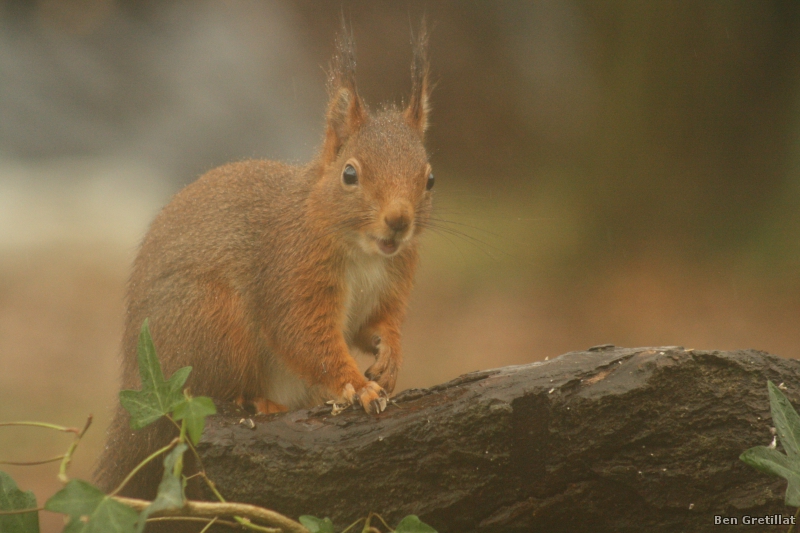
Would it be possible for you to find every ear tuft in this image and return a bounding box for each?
[322,18,367,165]
[404,18,432,136]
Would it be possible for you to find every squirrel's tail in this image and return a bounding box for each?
[94,404,176,499]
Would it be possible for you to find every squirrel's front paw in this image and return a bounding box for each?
[360,333,399,393]
[338,381,387,414]
[359,381,389,414]
[365,359,398,393]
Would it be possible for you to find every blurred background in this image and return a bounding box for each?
[1,0,798,530]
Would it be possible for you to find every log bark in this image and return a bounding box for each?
[198,347,800,532]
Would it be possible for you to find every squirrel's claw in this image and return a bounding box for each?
[370,395,388,413]
[328,383,358,415]
[359,381,388,414]
[331,381,387,415]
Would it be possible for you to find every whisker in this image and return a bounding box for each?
[426,217,502,237]
[423,227,502,262]
[423,225,469,265]
[418,222,508,261]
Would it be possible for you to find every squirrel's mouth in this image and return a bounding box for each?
[373,237,401,256]
[376,238,399,256]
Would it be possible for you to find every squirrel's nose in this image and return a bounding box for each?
[384,213,410,233]
[383,202,412,234]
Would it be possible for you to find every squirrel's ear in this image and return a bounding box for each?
[404,19,431,136]
[322,23,367,165]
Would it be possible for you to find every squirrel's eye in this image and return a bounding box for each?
[426,171,435,191]
[342,164,358,186]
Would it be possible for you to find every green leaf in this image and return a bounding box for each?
[395,515,438,533]
[298,515,335,533]
[740,446,800,506]
[119,319,192,429]
[44,479,138,533]
[768,381,800,458]
[118,389,166,430]
[740,382,800,507]
[136,444,187,533]
[0,471,39,533]
[173,395,216,445]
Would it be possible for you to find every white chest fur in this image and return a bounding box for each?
[342,252,389,339]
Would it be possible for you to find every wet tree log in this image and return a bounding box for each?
[198,347,800,533]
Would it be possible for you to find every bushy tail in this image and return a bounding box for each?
[94,404,177,499]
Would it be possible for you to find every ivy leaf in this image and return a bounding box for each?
[173,395,216,445]
[768,381,800,459]
[136,444,187,533]
[298,515,335,533]
[741,382,800,507]
[740,445,800,506]
[0,471,39,533]
[119,319,192,429]
[44,479,138,533]
[395,515,438,533]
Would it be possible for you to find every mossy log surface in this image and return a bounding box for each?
[198,347,798,532]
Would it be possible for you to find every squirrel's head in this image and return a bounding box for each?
[315,21,433,258]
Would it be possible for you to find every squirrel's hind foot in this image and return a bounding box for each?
[236,396,288,415]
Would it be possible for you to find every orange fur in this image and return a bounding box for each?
[96,22,433,501]
[254,399,289,414]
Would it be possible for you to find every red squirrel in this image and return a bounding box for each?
[96,24,432,498]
